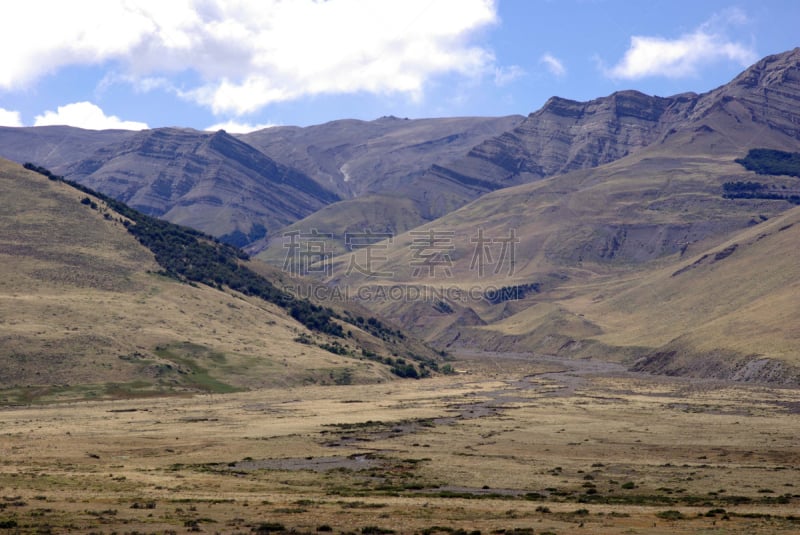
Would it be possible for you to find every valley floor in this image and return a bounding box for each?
[1,353,799,534]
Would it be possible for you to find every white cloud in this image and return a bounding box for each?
[205,120,278,133]
[0,0,498,115]
[606,10,757,79]
[0,108,22,127]
[0,2,156,90]
[494,65,525,87]
[540,53,566,77]
[34,102,148,130]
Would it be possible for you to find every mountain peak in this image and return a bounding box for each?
[730,47,800,90]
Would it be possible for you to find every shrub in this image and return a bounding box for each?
[656,510,686,520]
[735,148,800,177]
[253,522,286,533]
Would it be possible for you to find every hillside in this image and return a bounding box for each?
[0,117,521,252]
[0,159,439,404]
[64,128,342,245]
[328,49,800,383]
[244,115,523,260]
[252,94,695,263]
[240,115,523,199]
[330,153,800,382]
[2,49,800,386]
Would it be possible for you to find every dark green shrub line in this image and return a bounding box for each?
[723,191,800,204]
[722,181,765,193]
[345,313,406,342]
[722,180,800,204]
[24,163,343,337]
[735,148,800,178]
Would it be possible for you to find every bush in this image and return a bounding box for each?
[390,361,420,379]
[656,510,686,520]
[736,148,800,177]
[253,522,286,533]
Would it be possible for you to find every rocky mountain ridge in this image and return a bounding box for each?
[0,48,798,255]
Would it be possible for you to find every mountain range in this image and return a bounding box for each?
[328,48,800,383]
[1,47,800,390]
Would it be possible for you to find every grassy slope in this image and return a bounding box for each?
[329,130,800,380]
[587,206,800,370]
[486,206,800,373]
[0,159,434,403]
[252,193,425,265]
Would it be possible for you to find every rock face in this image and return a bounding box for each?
[407,48,800,219]
[686,47,800,144]
[457,90,692,183]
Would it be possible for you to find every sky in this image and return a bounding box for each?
[0,0,797,133]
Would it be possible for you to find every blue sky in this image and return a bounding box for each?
[0,0,797,132]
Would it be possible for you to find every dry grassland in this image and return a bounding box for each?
[1,353,798,534]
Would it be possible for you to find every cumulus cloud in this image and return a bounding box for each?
[34,102,148,130]
[0,108,22,127]
[540,53,566,77]
[606,9,757,79]
[0,0,498,115]
[205,120,278,133]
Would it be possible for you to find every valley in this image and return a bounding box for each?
[1,47,800,535]
[0,353,798,534]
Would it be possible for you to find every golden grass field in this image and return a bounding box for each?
[1,353,798,534]
[0,159,442,403]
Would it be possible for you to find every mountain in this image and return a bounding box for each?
[0,117,521,249]
[239,115,524,199]
[253,50,800,265]
[385,48,800,221]
[0,159,439,404]
[404,49,800,200]
[242,115,523,259]
[0,125,137,169]
[253,96,697,263]
[64,128,342,246]
[329,48,800,384]
[0,127,340,246]
[252,97,694,263]
[3,49,800,384]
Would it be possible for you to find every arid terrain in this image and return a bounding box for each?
[2,48,800,535]
[1,353,798,534]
